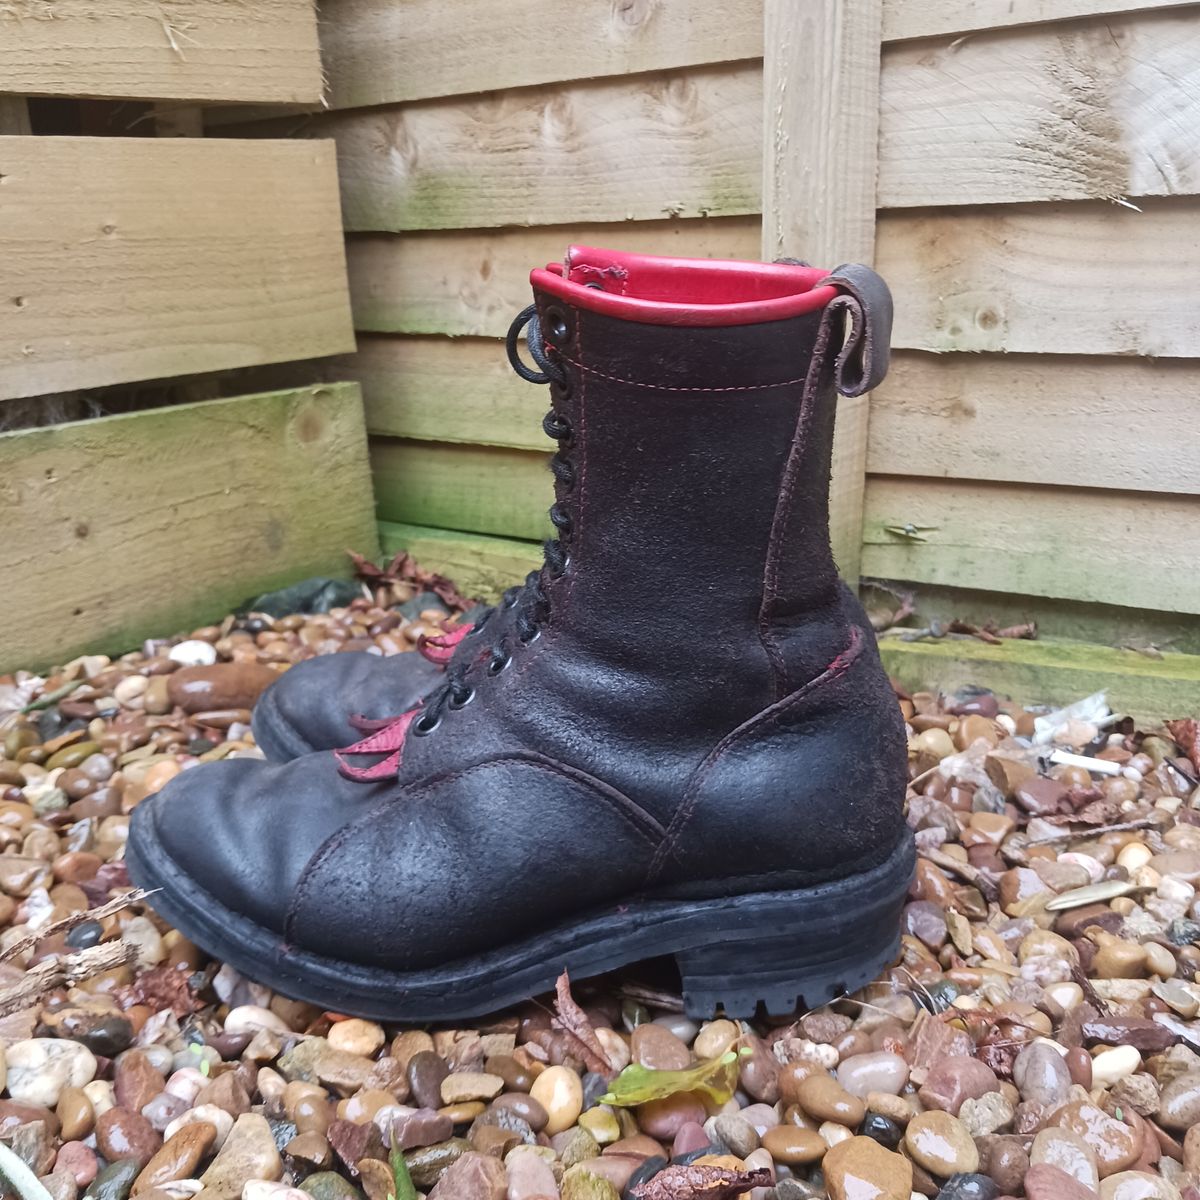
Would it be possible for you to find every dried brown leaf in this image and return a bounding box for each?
[552,970,618,1077]
[348,550,475,612]
[127,963,203,1017]
[1166,719,1200,774]
[629,1164,773,1199]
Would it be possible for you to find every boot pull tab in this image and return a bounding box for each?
[817,263,894,397]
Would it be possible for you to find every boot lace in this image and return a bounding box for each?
[336,305,575,781]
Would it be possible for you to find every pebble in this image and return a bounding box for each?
[1014,1042,1073,1110]
[529,1066,583,1137]
[299,1174,362,1200]
[710,1112,759,1159]
[693,1020,739,1060]
[1100,1173,1182,1200]
[823,1135,913,1200]
[56,1142,100,1188]
[168,642,218,667]
[406,1052,449,1111]
[918,1056,999,1116]
[837,1052,909,1098]
[197,1114,282,1198]
[630,1024,691,1071]
[762,1125,827,1165]
[166,665,278,715]
[795,1076,866,1125]
[504,1149,558,1200]
[133,1123,218,1194]
[96,1108,163,1169]
[936,1174,999,1200]
[441,1072,504,1105]
[635,1093,706,1140]
[325,1021,384,1059]
[6,1039,98,1107]
[426,1151,506,1200]
[1031,1128,1102,1190]
[1054,1102,1140,1177]
[905,1111,980,1176]
[116,1051,166,1114]
[83,1160,142,1200]
[166,1107,234,1151]
[1156,1071,1200,1131]
[1091,1047,1143,1088]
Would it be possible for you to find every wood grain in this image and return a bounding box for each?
[862,476,1200,613]
[882,0,1193,43]
[879,12,1200,207]
[763,0,882,585]
[306,62,763,231]
[378,521,542,605]
[320,0,762,109]
[0,0,322,103]
[0,385,378,673]
[346,218,762,336]
[877,199,1200,357]
[869,351,1200,493]
[348,336,547,448]
[0,136,355,400]
[371,439,554,543]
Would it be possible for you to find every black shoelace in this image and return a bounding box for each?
[405,304,576,738]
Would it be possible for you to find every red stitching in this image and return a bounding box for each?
[647,626,865,882]
[556,353,806,394]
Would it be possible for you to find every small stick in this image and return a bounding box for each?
[0,887,152,965]
[0,942,136,1018]
[1029,818,1157,845]
[0,1139,54,1200]
[922,847,999,902]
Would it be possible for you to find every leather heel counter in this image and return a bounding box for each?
[651,627,908,890]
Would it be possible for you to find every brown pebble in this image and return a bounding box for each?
[1066,1047,1094,1089]
[796,1075,866,1126]
[95,1107,162,1169]
[762,1125,827,1165]
[133,1121,217,1194]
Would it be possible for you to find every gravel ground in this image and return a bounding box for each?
[1,580,1199,1200]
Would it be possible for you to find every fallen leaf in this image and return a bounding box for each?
[347,550,475,612]
[602,1051,741,1108]
[552,969,619,1077]
[629,1163,773,1199]
[1166,719,1200,774]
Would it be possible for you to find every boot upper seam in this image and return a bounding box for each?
[646,625,865,883]
[284,752,664,942]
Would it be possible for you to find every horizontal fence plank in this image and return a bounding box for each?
[878,12,1200,207]
[346,218,762,336]
[869,351,1200,493]
[378,521,543,604]
[0,0,322,104]
[880,636,1200,725]
[371,439,553,542]
[353,336,546,447]
[313,62,762,231]
[864,581,1200,656]
[862,476,1200,614]
[882,0,1195,42]
[0,385,378,673]
[320,0,762,110]
[877,199,1200,356]
[0,136,354,400]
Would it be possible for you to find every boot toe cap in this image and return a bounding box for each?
[128,753,383,937]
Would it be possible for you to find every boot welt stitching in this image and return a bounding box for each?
[284,753,664,945]
[647,625,866,883]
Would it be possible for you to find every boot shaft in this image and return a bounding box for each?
[529,246,889,699]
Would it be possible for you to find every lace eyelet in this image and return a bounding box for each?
[519,628,542,647]
[544,306,570,344]
[487,654,512,676]
[502,593,519,609]
[550,553,571,578]
[449,687,475,710]
[413,713,441,736]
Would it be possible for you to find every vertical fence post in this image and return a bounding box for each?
[0,97,31,135]
[762,0,883,588]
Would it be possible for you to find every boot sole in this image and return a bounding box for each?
[126,811,914,1021]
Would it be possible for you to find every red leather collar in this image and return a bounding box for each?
[531,245,837,326]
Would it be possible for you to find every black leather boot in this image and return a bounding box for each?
[127,246,914,1021]
[252,641,452,760]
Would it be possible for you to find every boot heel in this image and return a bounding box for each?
[675,923,902,1019]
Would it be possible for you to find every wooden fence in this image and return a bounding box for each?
[0,1,378,672]
[220,0,1198,714]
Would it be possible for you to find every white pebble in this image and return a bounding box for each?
[113,675,149,707]
[820,1121,853,1147]
[166,1104,235,1149]
[83,1079,115,1117]
[1032,1037,1069,1057]
[1117,843,1153,872]
[6,1038,97,1107]
[1091,1045,1142,1087]
[1045,982,1085,1010]
[996,714,1017,735]
[1059,853,1106,884]
[169,640,218,666]
[159,1184,203,1200]
[1159,877,1195,905]
[225,1005,291,1037]
[165,1067,207,1106]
